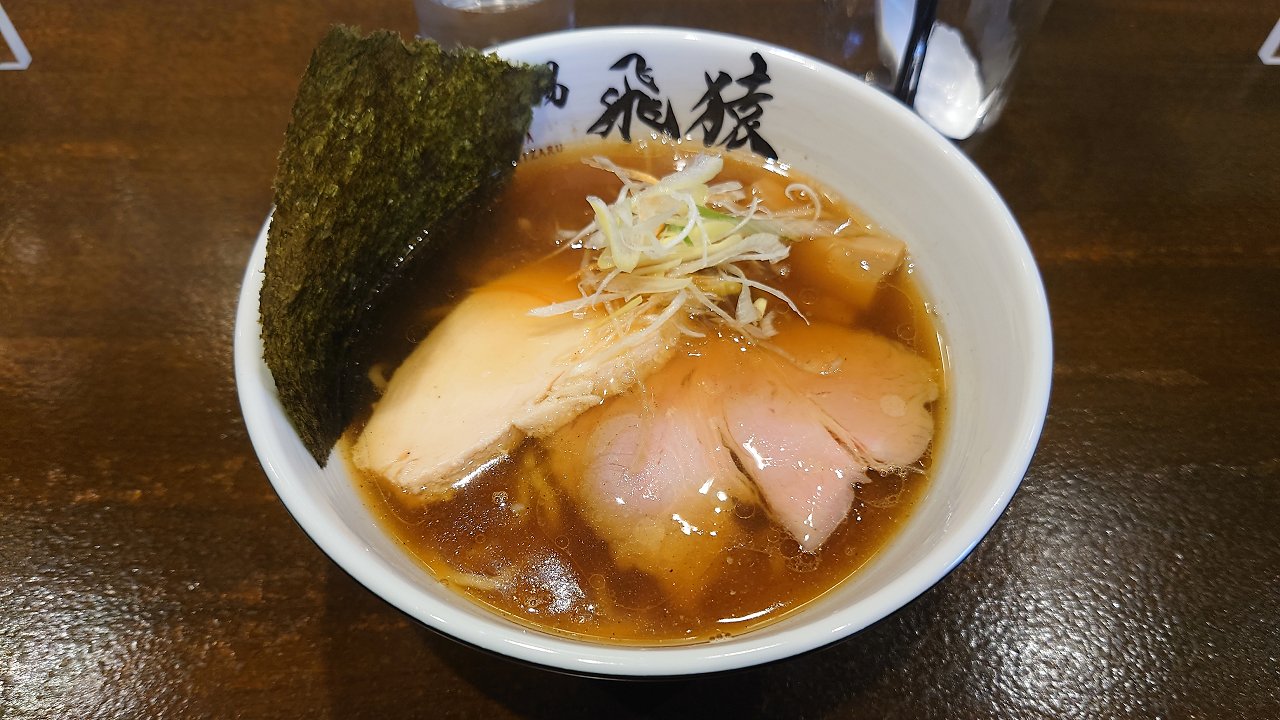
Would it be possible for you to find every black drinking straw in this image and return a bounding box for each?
[893,0,939,105]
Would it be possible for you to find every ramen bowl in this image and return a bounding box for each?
[235,26,1051,677]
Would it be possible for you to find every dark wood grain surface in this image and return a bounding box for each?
[2,1,1277,717]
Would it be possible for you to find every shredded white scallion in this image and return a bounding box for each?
[530,154,820,340]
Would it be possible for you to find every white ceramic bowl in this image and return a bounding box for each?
[235,27,1051,677]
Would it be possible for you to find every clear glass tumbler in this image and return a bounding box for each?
[823,0,1052,139]
[414,0,575,49]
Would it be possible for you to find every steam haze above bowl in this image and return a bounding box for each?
[234,26,1051,677]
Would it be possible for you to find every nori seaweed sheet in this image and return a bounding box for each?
[260,26,554,464]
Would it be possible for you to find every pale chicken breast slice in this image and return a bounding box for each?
[351,261,680,498]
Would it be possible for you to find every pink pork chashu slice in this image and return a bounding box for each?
[350,260,680,498]
[769,322,939,473]
[547,355,754,602]
[550,323,938,579]
[716,324,939,550]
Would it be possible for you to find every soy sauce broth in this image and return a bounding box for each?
[343,138,946,645]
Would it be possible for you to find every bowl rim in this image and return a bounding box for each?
[234,25,1052,677]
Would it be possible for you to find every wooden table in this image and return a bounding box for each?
[2,1,1277,716]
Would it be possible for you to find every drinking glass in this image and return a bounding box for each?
[413,0,575,49]
[823,0,1052,139]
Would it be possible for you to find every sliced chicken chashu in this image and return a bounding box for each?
[351,259,681,498]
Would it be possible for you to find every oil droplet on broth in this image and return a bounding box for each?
[786,553,821,573]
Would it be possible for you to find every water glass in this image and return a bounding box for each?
[823,0,1051,139]
[414,0,575,49]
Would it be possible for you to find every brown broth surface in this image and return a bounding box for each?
[345,138,945,645]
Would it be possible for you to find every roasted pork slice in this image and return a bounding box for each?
[769,322,939,470]
[547,357,754,603]
[713,325,938,550]
[715,356,862,552]
[787,234,906,311]
[549,324,938,577]
[351,261,681,498]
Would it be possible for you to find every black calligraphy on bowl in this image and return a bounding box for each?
[580,51,778,160]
